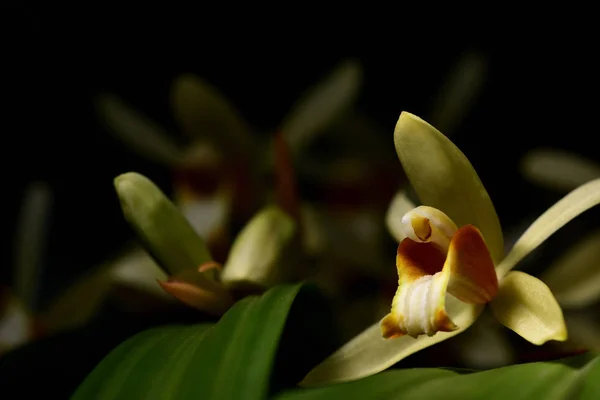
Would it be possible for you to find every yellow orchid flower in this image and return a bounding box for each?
[300,112,600,386]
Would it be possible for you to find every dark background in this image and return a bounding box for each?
[3,8,599,324]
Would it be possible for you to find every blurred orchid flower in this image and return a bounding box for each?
[114,172,297,315]
[301,112,600,386]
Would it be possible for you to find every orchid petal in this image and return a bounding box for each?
[114,172,212,275]
[95,93,183,167]
[496,178,600,277]
[540,230,600,309]
[429,52,487,136]
[300,297,482,386]
[170,74,253,156]
[520,148,600,191]
[394,112,504,263]
[385,190,417,243]
[490,271,567,345]
[221,206,296,290]
[281,59,362,158]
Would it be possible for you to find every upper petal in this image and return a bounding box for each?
[490,271,567,345]
[301,296,482,386]
[496,178,600,277]
[394,112,504,264]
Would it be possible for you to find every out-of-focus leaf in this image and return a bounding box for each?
[71,284,313,400]
[280,353,600,400]
[114,172,212,275]
[13,181,52,311]
[95,93,184,167]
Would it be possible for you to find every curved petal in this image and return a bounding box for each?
[496,178,600,277]
[520,148,600,192]
[170,74,253,157]
[300,297,483,386]
[490,271,567,345]
[281,59,362,158]
[385,190,418,243]
[95,93,183,167]
[221,206,296,290]
[114,172,213,275]
[540,230,600,309]
[394,112,504,263]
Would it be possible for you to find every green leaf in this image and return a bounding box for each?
[114,172,212,275]
[71,283,323,400]
[278,353,600,400]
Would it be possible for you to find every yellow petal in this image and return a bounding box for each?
[490,271,567,345]
[170,74,253,156]
[221,206,296,290]
[95,93,183,167]
[496,178,600,277]
[385,190,418,243]
[520,148,600,192]
[382,225,497,338]
[300,296,482,386]
[281,59,362,157]
[428,52,487,136]
[394,112,504,263]
[114,172,213,275]
[540,230,600,309]
[158,263,233,315]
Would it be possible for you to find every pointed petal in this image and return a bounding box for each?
[428,52,487,136]
[281,59,362,158]
[114,172,212,275]
[170,74,253,157]
[520,148,600,191]
[383,225,496,338]
[394,112,504,263]
[385,190,417,243]
[490,271,567,345]
[95,93,183,167]
[301,296,482,386]
[540,230,600,309]
[496,178,600,277]
[221,206,296,290]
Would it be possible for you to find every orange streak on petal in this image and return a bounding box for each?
[158,279,233,316]
[444,225,498,304]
